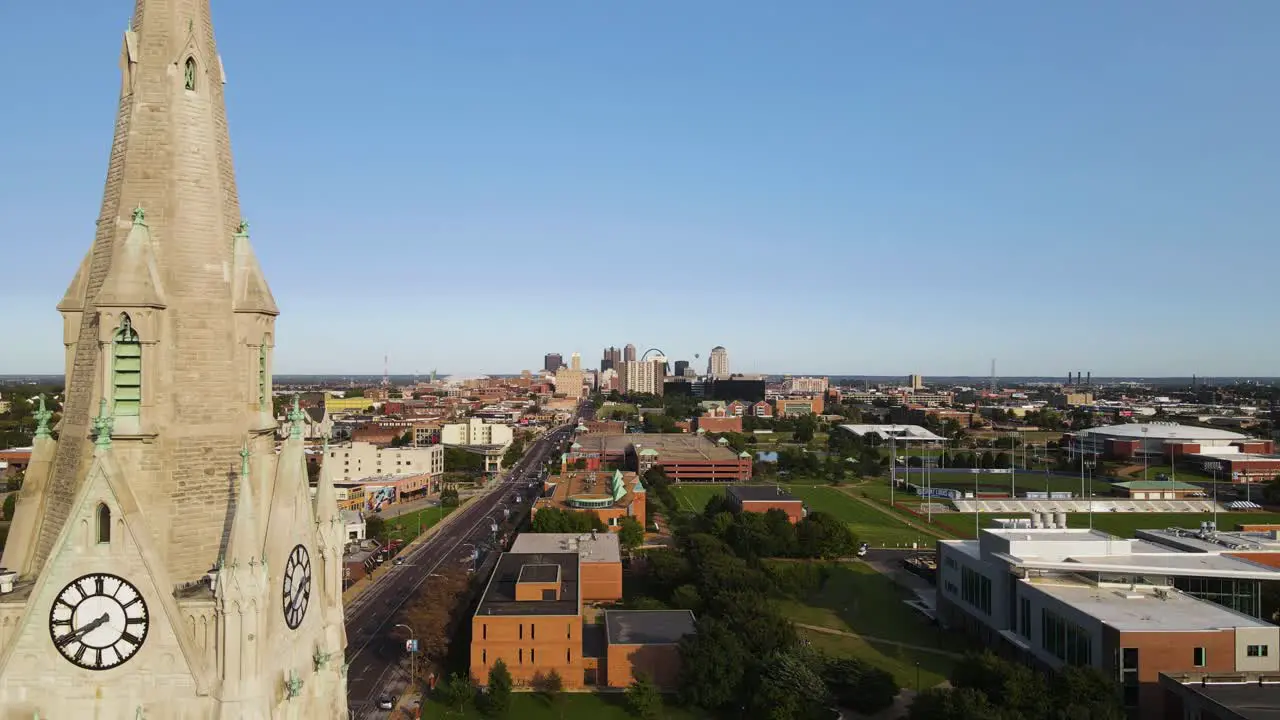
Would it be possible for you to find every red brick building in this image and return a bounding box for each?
[726,485,807,523]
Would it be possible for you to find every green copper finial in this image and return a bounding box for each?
[285,669,304,699]
[131,205,146,225]
[288,395,305,439]
[34,394,53,440]
[240,442,251,478]
[93,398,114,449]
[236,219,249,236]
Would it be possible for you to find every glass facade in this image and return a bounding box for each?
[1041,608,1091,666]
[961,566,992,615]
[1174,576,1262,618]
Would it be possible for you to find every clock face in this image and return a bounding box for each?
[282,544,311,630]
[49,573,149,670]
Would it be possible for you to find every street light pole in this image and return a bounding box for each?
[890,435,896,508]
[395,622,417,691]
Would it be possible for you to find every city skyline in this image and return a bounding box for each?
[3,2,1279,376]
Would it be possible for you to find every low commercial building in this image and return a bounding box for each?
[509,532,622,602]
[322,441,444,482]
[441,417,515,447]
[1160,672,1280,719]
[726,485,807,523]
[937,526,1280,716]
[536,469,646,532]
[774,396,824,417]
[695,415,742,434]
[471,547,694,689]
[324,396,378,414]
[603,610,697,688]
[568,433,751,482]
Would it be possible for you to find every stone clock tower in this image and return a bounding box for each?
[0,1,348,717]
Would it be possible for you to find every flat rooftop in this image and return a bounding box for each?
[1166,679,1280,720]
[1138,528,1280,554]
[544,470,639,508]
[728,485,801,503]
[517,564,561,583]
[576,433,741,463]
[476,552,579,617]
[1030,582,1272,632]
[509,532,621,564]
[605,610,697,645]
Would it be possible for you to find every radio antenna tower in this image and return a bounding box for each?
[382,353,390,387]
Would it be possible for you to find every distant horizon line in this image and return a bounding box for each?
[1,372,1277,383]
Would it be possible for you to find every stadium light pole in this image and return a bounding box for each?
[890,434,896,508]
[1010,431,1017,502]
[1212,466,1219,528]
[1142,426,1149,481]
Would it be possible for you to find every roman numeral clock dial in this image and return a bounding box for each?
[282,544,312,630]
[48,573,149,670]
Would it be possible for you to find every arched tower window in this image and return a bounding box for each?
[184,57,197,91]
[112,315,142,417]
[97,503,111,544]
[258,343,268,410]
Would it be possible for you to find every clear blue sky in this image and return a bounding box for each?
[3,1,1277,377]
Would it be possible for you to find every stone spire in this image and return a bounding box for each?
[23,0,279,582]
[313,436,340,525]
[223,442,261,567]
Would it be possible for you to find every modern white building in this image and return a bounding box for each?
[1069,422,1250,458]
[837,424,947,442]
[440,417,515,447]
[324,440,444,481]
[784,376,829,394]
[938,524,1280,715]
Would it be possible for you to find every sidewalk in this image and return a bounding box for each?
[795,623,963,659]
[342,497,472,607]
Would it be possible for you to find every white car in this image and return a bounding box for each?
[377,695,394,710]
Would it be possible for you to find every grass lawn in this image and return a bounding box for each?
[671,484,928,547]
[670,484,726,512]
[777,562,968,688]
[421,692,709,719]
[803,630,952,690]
[785,486,929,547]
[597,403,638,420]
[384,503,460,542]
[906,470,1112,496]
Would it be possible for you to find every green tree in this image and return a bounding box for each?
[531,508,605,534]
[618,517,645,553]
[625,672,664,720]
[670,584,703,612]
[823,657,898,714]
[857,447,882,478]
[436,672,475,713]
[908,687,1005,720]
[484,659,513,717]
[795,512,858,558]
[390,430,412,448]
[440,488,460,507]
[365,515,387,540]
[2,492,16,521]
[533,669,564,716]
[745,649,832,720]
[502,437,526,468]
[678,617,748,710]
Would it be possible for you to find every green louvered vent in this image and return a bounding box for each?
[112,317,142,417]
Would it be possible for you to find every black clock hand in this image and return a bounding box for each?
[57,613,110,647]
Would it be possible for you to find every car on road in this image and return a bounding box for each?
[377,695,395,710]
[392,557,405,566]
